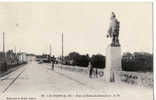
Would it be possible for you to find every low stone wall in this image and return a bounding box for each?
[57,64,89,75]
[56,64,153,88]
[114,71,153,88]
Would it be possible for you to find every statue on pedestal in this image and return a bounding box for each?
[107,12,120,47]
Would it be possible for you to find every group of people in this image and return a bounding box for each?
[88,62,98,78]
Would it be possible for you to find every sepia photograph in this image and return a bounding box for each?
[0,2,154,100]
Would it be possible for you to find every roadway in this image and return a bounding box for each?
[0,61,153,100]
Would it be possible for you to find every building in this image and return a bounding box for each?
[17,52,28,64]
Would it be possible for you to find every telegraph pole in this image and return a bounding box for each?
[3,32,5,54]
[14,46,18,64]
[49,44,52,57]
[62,32,64,64]
[49,44,52,63]
[3,32,7,71]
[14,46,16,55]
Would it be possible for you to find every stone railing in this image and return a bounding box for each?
[114,71,153,88]
[56,64,153,88]
[56,64,89,75]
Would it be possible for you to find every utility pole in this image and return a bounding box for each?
[3,32,7,71]
[49,44,52,63]
[14,46,18,64]
[49,44,52,57]
[14,46,16,55]
[62,32,64,64]
[3,32,5,54]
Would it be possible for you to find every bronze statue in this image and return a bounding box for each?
[107,12,120,47]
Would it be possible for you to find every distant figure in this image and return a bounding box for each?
[52,61,54,70]
[51,56,55,70]
[95,68,98,78]
[88,62,93,78]
[92,68,98,78]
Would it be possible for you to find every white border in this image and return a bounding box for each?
[0,0,154,2]
[0,0,154,99]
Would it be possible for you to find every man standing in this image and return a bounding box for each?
[95,68,98,78]
[88,62,93,78]
[51,56,55,70]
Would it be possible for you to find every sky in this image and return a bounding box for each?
[0,2,153,57]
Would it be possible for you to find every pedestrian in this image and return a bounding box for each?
[88,62,93,78]
[51,56,55,70]
[52,60,54,70]
[95,68,98,78]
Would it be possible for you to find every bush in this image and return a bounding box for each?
[77,55,90,67]
[64,52,90,67]
[122,52,153,72]
[90,54,105,69]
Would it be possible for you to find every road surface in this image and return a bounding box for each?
[0,61,153,100]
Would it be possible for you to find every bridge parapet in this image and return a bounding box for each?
[56,64,153,88]
[114,71,153,88]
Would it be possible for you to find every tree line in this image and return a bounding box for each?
[122,52,153,72]
[64,52,105,69]
[0,50,27,72]
[63,51,153,72]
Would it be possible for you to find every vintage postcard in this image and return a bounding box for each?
[0,2,153,100]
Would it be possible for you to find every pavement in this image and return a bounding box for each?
[0,61,153,100]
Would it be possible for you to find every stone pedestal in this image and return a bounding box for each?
[104,45,121,82]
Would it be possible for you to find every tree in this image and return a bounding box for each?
[90,54,105,69]
[77,54,90,67]
[65,52,90,67]
[68,52,81,66]
[122,52,135,71]
[122,52,153,72]
[6,50,17,65]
